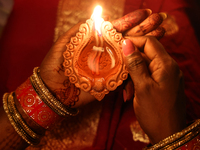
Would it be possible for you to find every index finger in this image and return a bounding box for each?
[126,36,169,61]
[112,9,152,33]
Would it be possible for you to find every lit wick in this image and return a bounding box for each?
[91,5,104,36]
[89,5,104,75]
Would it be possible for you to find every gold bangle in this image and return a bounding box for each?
[163,125,200,149]
[30,67,79,117]
[144,119,200,150]
[30,75,63,116]
[3,93,34,145]
[3,93,40,145]
[7,93,41,140]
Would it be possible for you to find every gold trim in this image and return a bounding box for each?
[3,93,40,145]
[144,119,200,150]
[30,67,79,117]
[8,93,41,140]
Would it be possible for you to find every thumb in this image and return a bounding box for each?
[122,39,150,86]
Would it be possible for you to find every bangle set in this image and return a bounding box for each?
[3,67,79,145]
[144,119,200,150]
[3,92,41,145]
[30,67,79,117]
[15,77,62,129]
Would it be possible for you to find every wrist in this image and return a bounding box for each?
[39,67,81,108]
[3,93,42,145]
[148,117,187,144]
[3,67,80,145]
[13,93,46,135]
[144,119,200,150]
[15,77,63,129]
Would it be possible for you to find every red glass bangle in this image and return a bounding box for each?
[15,78,62,129]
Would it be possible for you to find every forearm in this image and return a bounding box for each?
[0,106,28,150]
[0,79,47,149]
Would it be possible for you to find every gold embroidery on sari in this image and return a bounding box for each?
[130,120,150,144]
[54,0,125,41]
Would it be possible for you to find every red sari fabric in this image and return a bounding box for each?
[0,0,59,99]
[0,0,200,149]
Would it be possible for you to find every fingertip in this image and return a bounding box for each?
[122,39,135,56]
[146,9,152,16]
[159,12,167,21]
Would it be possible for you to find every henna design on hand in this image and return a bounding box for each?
[112,9,151,33]
[136,14,163,34]
[54,78,80,108]
[147,26,166,40]
[125,13,166,36]
[54,64,65,75]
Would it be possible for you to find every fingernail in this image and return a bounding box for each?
[146,9,152,15]
[123,89,127,102]
[122,39,135,56]
[159,12,167,20]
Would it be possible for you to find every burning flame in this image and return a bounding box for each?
[91,5,104,35]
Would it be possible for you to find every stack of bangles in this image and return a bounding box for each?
[144,119,200,149]
[2,67,200,148]
[3,67,79,145]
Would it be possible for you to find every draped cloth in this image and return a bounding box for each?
[0,0,200,149]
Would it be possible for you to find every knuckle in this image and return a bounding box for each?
[149,13,163,26]
[170,59,180,72]
[136,80,153,95]
[165,58,182,77]
[148,27,166,39]
[126,53,144,71]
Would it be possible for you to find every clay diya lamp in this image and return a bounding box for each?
[63,5,128,100]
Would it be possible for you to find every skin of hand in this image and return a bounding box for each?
[39,9,166,108]
[122,38,186,144]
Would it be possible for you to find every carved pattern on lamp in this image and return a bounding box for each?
[63,19,128,100]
